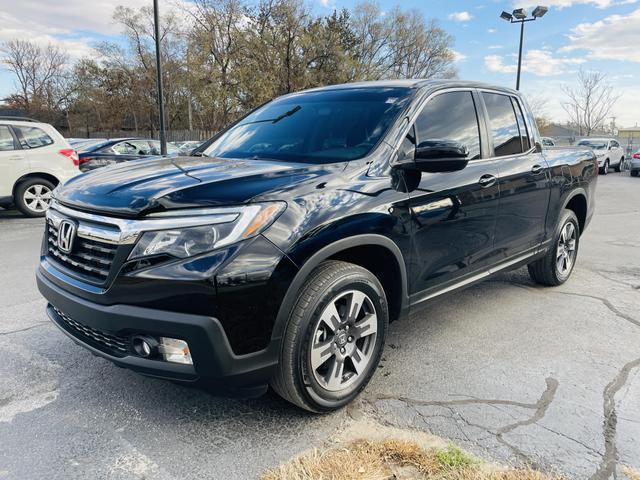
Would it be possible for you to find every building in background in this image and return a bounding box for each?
[618,127,640,157]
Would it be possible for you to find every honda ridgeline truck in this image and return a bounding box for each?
[36,80,598,412]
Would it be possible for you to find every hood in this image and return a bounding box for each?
[55,156,337,216]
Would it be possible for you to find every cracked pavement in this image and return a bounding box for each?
[1,174,639,479]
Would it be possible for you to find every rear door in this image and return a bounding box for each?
[406,89,501,296]
[610,140,623,166]
[480,91,550,259]
[0,125,26,197]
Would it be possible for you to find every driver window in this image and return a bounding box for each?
[413,91,481,160]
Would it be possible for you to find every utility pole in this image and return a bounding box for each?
[153,0,167,155]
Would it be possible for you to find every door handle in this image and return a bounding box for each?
[531,164,544,175]
[478,174,497,188]
[8,155,23,161]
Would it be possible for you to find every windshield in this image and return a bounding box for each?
[578,140,607,150]
[202,87,413,164]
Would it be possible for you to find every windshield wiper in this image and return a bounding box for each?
[243,105,302,126]
[271,105,301,123]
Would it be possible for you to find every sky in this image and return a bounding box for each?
[0,0,639,127]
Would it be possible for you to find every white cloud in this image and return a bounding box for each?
[0,0,156,37]
[452,51,468,63]
[0,0,195,64]
[485,50,586,76]
[487,28,497,33]
[448,11,473,22]
[517,0,636,8]
[559,8,640,62]
[488,45,503,50]
[319,0,331,7]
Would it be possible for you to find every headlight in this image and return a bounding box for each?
[128,203,285,260]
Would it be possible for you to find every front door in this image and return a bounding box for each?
[403,90,501,299]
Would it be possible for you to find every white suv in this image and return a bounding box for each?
[0,118,80,217]
[577,138,625,175]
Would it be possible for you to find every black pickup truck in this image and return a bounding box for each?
[36,80,597,412]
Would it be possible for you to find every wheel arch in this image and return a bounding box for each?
[562,189,588,236]
[271,234,409,342]
[13,172,60,197]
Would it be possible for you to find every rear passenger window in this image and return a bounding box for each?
[482,92,522,157]
[414,91,481,160]
[14,126,54,149]
[0,126,16,151]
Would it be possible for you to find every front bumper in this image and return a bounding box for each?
[37,268,279,396]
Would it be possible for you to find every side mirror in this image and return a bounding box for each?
[414,140,469,172]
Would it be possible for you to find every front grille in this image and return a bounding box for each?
[53,306,129,355]
[47,222,116,283]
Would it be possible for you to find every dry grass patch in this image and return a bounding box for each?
[262,439,562,480]
[624,467,640,480]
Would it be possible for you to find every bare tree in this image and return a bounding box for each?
[0,40,70,115]
[561,68,620,137]
[1,1,459,136]
[350,2,456,81]
[524,92,551,135]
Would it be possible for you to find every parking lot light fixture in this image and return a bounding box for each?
[500,11,513,21]
[498,6,548,91]
[532,6,548,18]
[513,8,528,19]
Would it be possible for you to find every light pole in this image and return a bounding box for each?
[500,6,548,91]
[153,0,167,155]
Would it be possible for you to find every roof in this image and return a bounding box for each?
[0,118,49,126]
[297,79,520,96]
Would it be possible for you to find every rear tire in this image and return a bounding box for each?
[528,209,580,286]
[15,178,55,217]
[631,170,639,177]
[271,260,388,413]
[614,157,623,172]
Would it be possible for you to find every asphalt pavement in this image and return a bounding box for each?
[0,173,638,479]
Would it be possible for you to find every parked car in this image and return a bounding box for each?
[174,140,204,154]
[541,137,555,147]
[630,150,640,177]
[37,80,597,412]
[0,117,79,217]
[77,138,181,172]
[67,138,107,150]
[577,138,624,174]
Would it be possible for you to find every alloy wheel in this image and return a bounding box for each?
[556,221,577,276]
[309,290,378,392]
[23,184,53,213]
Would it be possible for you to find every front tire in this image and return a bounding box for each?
[15,178,55,217]
[271,260,388,412]
[600,160,609,175]
[528,209,580,286]
[631,170,639,177]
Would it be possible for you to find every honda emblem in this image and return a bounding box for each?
[57,220,76,254]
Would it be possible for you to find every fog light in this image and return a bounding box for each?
[132,335,158,358]
[158,337,193,365]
